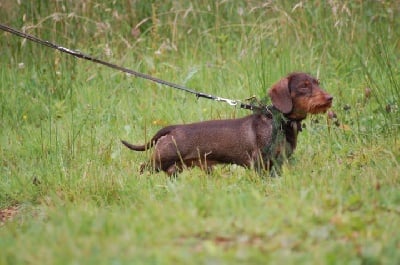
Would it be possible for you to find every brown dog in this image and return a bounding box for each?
[122,72,333,175]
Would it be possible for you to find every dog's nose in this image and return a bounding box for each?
[326,95,333,102]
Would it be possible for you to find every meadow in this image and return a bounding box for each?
[0,1,399,264]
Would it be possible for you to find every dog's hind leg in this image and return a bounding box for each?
[165,163,183,177]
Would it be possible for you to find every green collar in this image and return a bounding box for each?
[256,106,302,172]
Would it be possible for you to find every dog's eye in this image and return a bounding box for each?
[297,85,310,95]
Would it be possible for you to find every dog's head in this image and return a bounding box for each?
[268,72,333,120]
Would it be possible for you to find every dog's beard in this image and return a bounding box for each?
[308,95,332,114]
[308,102,332,114]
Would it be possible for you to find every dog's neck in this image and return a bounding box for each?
[261,105,304,130]
[260,106,303,167]
[269,106,302,145]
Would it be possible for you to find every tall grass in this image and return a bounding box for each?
[1,1,399,264]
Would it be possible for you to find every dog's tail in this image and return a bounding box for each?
[121,126,176,152]
[121,140,150,151]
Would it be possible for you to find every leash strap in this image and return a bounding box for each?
[0,23,260,111]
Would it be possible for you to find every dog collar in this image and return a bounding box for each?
[260,106,303,170]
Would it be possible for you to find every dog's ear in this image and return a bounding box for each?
[268,77,292,114]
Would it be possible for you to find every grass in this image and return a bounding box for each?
[1,1,399,264]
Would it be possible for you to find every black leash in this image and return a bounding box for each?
[0,23,262,111]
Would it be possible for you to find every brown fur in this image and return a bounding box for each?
[122,72,333,176]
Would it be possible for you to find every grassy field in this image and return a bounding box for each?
[1,1,399,264]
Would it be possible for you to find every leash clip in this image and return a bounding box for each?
[215,97,238,106]
[225,99,239,106]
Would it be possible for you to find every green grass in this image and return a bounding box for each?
[1,1,399,264]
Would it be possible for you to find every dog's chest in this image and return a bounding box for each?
[262,120,301,161]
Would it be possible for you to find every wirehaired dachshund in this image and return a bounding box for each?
[122,72,333,175]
